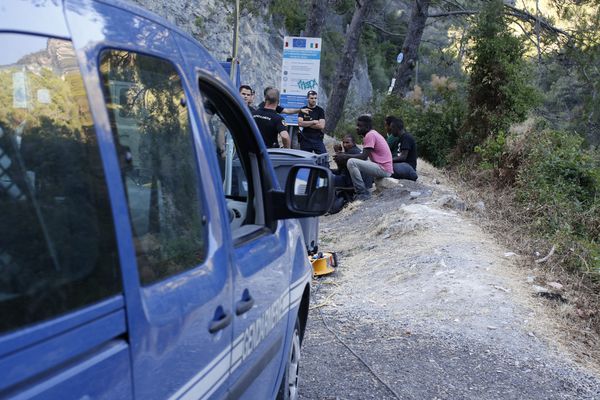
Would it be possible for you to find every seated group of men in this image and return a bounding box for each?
[332,114,418,201]
[238,84,417,203]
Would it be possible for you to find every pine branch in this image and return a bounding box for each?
[427,4,569,38]
[364,20,405,37]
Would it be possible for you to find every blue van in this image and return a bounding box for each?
[0,1,333,399]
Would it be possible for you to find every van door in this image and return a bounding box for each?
[65,2,234,399]
[0,32,132,398]
[97,50,233,400]
[195,77,292,399]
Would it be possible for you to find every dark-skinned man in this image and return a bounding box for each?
[384,115,400,155]
[389,117,418,181]
[333,115,392,201]
[297,90,327,154]
[252,87,290,148]
[332,134,371,188]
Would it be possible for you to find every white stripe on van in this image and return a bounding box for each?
[170,276,308,399]
[169,344,231,400]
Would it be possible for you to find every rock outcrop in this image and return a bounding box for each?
[132,0,372,112]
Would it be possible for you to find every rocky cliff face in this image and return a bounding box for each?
[132,0,372,113]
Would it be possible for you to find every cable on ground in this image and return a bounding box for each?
[311,279,402,400]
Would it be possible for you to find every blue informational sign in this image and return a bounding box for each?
[280,36,322,126]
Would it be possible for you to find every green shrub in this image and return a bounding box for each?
[475,131,507,170]
[516,130,600,271]
[373,87,467,167]
[461,0,539,154]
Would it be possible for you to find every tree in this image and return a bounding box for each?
[552,0,600,145]
[304,0,328,37]
[391,0,431,97]
[387,0,567,98]
[325,0,376,134]
[459,0,538,153]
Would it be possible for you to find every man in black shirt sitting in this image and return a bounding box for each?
[389,117,418,181]
[298,90,326,154]
[332,134,373,189]
[252,87,290,148]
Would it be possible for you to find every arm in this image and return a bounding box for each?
[393,149,409,163]
[298,116,321,128]
[312,108,325,130]
[299,120,321,128]
[279,130,291,148]
[216,125,227,158]
[333,148,371,163]
[282,107,310,115]
[313,118,325,130]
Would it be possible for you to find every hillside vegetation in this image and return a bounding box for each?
[209,0,600,332]
[254,0,600,332]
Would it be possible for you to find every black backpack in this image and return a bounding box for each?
[327,190,352,214]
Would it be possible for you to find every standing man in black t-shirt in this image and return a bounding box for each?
[389,117,418,181]
[297,90,326,154]
[252,87,290,148]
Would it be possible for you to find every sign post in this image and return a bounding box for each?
[223,0,239,195]
[279,36,322,127]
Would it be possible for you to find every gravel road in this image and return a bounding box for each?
[298,162,600,400]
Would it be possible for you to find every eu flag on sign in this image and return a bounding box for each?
[292,38,306,48]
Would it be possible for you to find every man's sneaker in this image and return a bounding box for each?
[354,192,371,201]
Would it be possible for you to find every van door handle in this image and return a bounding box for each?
[236,295,255,315]
[208,310,232,334]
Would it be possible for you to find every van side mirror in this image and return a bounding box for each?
[288,165,333,214]
[268,165,334,220]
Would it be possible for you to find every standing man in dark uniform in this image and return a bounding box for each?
[239,85,255,112]
[252,87,290,148]
[297,90,326,154]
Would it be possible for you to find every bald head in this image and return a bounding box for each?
[264,87,280,106]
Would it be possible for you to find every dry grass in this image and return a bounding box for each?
[447,164,600,372]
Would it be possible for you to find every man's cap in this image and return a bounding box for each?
[307,90,317,96]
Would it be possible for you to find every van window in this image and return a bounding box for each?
[99,50,207,285]
[199,80,267,238]
[0,34,121,333]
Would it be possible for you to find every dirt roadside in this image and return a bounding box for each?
[298,161,600,400]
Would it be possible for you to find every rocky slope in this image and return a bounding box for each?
[131,0,373,110]
[300,161,600,399]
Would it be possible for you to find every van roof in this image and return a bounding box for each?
[93,0,202,46]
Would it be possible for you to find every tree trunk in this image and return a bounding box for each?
[304,0,328,37]
[324,0,375,135]
[392,0,431,97]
